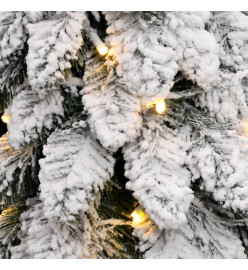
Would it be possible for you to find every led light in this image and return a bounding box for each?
[131,208,146,224]
[1,114,11,124]
[97,44,109,56]
[155,100,166,114]
[131,212,143,223]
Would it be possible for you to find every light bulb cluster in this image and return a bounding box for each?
[1,113,11,124]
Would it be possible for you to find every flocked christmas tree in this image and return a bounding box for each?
[0,11,248,259]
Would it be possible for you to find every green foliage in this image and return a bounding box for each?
[141,11,164,29]
[0,43,27,113]
[0,44,27,91]
[69,47,85,78]
[1,11,247,259]
[86,11,108,40]
[96,180,141,258]
[0,89,12,113]
[60,87,83,121]
[0,200,26,259]
[0,12,28,112]
[171,72,195,92]
[0,142,42,211]
[84,150,142,259]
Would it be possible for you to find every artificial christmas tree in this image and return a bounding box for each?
[0,11,248,259]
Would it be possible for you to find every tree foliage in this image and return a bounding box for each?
[0,11,248,258]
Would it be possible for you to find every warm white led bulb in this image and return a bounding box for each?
[97,44,109,56]
[1,114,11,124]
[155,100,166,114]
[131,212,143,223]
[131,208,146,224]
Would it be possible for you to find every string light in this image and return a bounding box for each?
[146,98,167,114]
[1,114,11,124]
[97,44,109,56]
[131,207,146,224]
[155,100,166,114]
